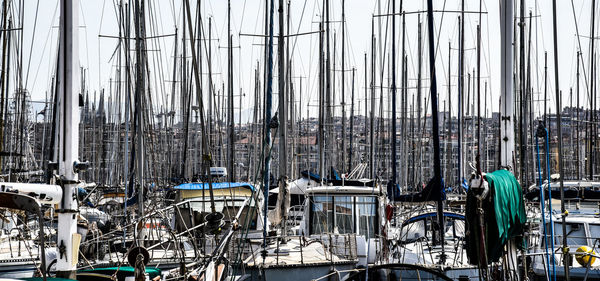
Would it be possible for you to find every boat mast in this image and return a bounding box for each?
[447,42,452,182]
[390,0,398,197]
[576,51,581,179]
[416,14,422,183]
[278,0,286,182]
[403,57,408,187]
[369,18,375,179]
[551,0,570,278]
[500,0,515,169]
[476,0,482,174]
[518,0,527,182]
[262,0,275,258]
[181,1,191,181]
[0,0,8,168]
[56,0,81,278]
[349,68,355,171]
[287,1,294,178]
[543,51,547,180]
[341,0,346,173]
[325,0,332,174]
[589,0,596,180]
[364,53,367,162]
[425,0,445,261]
[228,0,235,182]
[318,21,324,179]
[277,0,288,233]
[458,0,464,186]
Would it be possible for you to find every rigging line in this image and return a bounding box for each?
[78,1,90,84]
[30,1,59,96]
[238,0,248,37]
[289,0,308,62]
[24,0,39,90]
[570,0,591,101]
[147,0,169,107]
[430,0,447,87]
[97,0,107,93]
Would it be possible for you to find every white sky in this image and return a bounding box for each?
[19,0,598,122]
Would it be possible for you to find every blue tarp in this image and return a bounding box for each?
[173,182,255,191]
[330,167,341,180]
[300,170,322,182]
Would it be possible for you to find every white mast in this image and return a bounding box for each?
[500,0,515,168]
[56,0,81,278]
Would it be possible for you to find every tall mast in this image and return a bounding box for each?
[425,0,445,260]
[263,0,275,255]
[227,0,235,182]
[0,0,8,167]
[543,51,548,180]
[518,0,526,182]
[197,0,203,175]
[56,0,81,277]
[551,0,569,278]
[401,14,407,189]
[208,18,213,155]
[576,51,580,179]
[341,0,346,173]
[181,1,191,180]
[318,22,324,179]
[278,0,287,181]
[416,15,422,182]
[277,0,288,233]
[325,0,332,173]
[500,0,515,169]
[364,53,367,160]
[369,18,376,179]
[390,0,398,196]
[458,0,464,185]
[287,1,293,178]
[349,68,355,171]
[589,0,596,179]
[133,0,146,220]
[447,42,452,182]
[476,0,482,174]
[123,1,132,233]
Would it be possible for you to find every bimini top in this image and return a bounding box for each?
[174,182,255,191]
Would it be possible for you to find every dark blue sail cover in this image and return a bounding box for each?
[392,176,446,202]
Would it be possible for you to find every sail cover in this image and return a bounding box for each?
[466,169,526,264]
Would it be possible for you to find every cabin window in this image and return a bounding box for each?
[310,195,378,237]
[311,196,334,233]
[400,220,426,242]
[550,222,587,246]
[589,224,600,241]
[188,198,258,230]
[335,196,355,234]
[237,206,258,230]
[356,197,377,238]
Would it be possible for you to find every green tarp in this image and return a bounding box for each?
[466,169,527,264]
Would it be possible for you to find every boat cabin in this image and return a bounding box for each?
[172,182,262,233]
[301,185,383,237]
